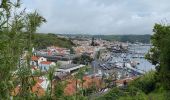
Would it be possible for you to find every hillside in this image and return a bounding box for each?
[33,33,75,49]
[93,34,151,43]
[61,34,151,43]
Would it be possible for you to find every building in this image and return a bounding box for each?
[31,56,47,66]
[57,64,85,73]
[39,61,56,71]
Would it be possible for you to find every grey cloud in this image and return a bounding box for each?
[23,0,170,34]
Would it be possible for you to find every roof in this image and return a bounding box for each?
[40,61,52,65]
[32,83,45,96]
[31,56,40,61]
[59,64,79,69]
[64,84,76,95]
[31,66,38,70]
[64,76,102,96]
[54,72,70,81]
[11,78,45,96]
[11,85,20,96]
[115,77,136,85]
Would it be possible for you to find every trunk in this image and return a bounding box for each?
[75,79,77,100]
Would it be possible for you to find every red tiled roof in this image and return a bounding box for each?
[38,79,44,84]
[64,76,102,96]
[12,81,45,96]
[40,61,52,65]
[32,83,45,96]
[64,84,76,95]
[115,78,134,84]
[31,56,40,61]
[11,85,20,96]
[31,66,38,70]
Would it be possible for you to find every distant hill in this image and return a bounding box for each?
[93,34,151,43]
[33,33,75,49]
[60,34,151,43]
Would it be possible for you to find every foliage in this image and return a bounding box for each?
[146,24,170,90]
[95,88,126,100]
[118,91,147,100]
[147,91,170,100]
[0,0,46,99]
[54,81,65,99]
[130,71,156,94]
[64,95,88,100]
[33,33,75,49]
[74,66,89,97]
[63,34,151,43]
[96,71,157,100]
[72,54,93,65]
[93,34,151,43]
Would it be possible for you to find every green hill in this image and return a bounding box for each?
[60,34,151,43]
[33,33,75,49]
[93,34,151,43]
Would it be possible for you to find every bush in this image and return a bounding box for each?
[129,71,156,94]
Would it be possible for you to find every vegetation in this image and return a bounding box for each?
[72,54,94,65]
[0,0,46,99]
[146,24,170,90]
[33,33,75,49]
[95,71,153,100]
[93,34,151,43]
[65,34,151,43]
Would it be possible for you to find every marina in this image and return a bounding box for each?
[91,44,155,80]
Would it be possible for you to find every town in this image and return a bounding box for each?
[12,36,154,97]
[1,0,170,99]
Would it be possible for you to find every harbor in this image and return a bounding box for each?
[91,43,155,81]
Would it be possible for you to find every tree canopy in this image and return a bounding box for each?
[146,24,170,90]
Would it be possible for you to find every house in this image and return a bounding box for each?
[39,61,56,71]
[31,56,47,66]
[47,46,71,55]
[11,77,49,97]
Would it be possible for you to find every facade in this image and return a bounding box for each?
[39,61,56,71]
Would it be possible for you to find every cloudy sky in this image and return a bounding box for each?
[22,0,170,35]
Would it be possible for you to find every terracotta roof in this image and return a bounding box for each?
[64,76,102,96]
[115,78,134,84]
[32,83,45,96]
[11,78,45,96]
[11,85,20,96]
[38,79,44,84]
[31,56,40,61]
[64,84,76,95]
[31,66,38,70]
[40,61,52,65]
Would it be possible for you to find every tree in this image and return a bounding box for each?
[72,54,93,65]
[146,24,170,90]
[0,0,46,99]
[54,81,65,99]
[74,66,89,99]
[47,63,60,99]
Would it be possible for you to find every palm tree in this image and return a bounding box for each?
[47,63,60,99]
[74,66,89,99]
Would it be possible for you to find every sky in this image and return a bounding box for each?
[22,0,170,35]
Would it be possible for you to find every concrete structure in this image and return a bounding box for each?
[57,64,85,73]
